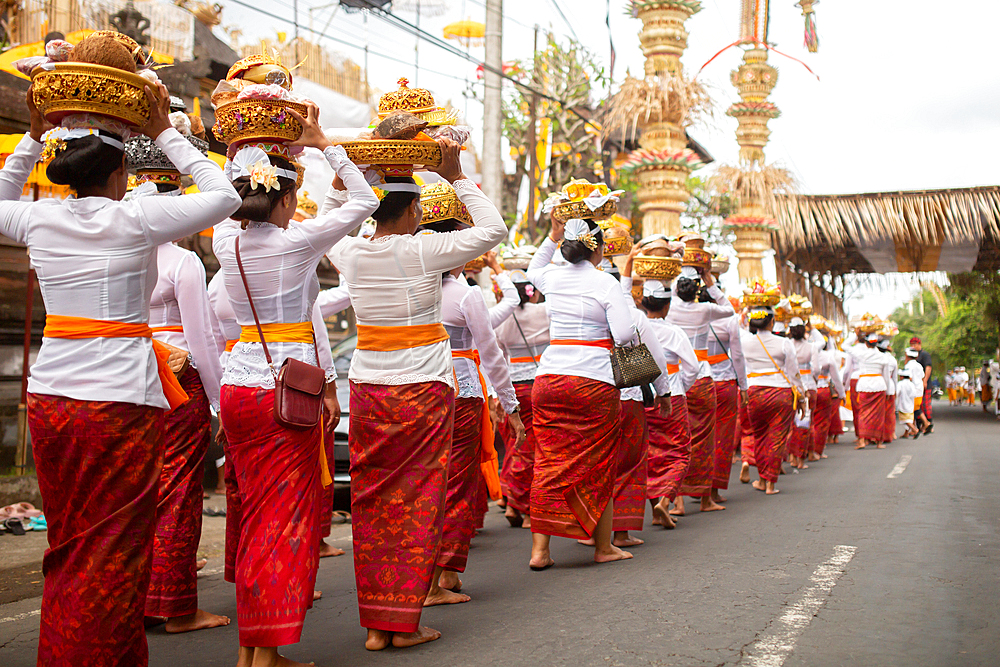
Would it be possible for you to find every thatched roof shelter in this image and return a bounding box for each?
[775,186,1000,275]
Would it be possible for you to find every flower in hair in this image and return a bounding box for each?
[40,134,68,162]
[249,160,278,192]
[372,186,388,201]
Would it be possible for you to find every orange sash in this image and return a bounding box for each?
[510,355,541,364]
[150,325,184,334]
[695,349,709,362]
[748,371,780,378]
[707,353,728,365]
[799,369,812,375]
[452,348,502,501]
[859,374,881,378]
[43,315,189,411]
[550,338,613,350]
[356,323,449,352]
[225,340,238,352]
[666,363,680,374]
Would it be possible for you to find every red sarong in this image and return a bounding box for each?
[712,379,739,490]
[786,388,816,460]
[923,387,933,420]
[747,386,794,483]
[530,374,620,539]
[319,422,336,539]
[828,396,843,438]
[850,378,859,436]
[645,394,690,501]
[438,396,482,572]
[883,393,897,442]
[738,394,757,467]
[679,377,716,497]
[221,430,241,584]
[349,381,453,633]
[613,400,648,532]
[856,391,885,442]
[500,382,535,513]
[811,387,834,456]
[220,385,321,647]
[145,368,211,618]
[29,394,163,667]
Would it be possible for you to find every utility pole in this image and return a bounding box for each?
[525,24,540,238]
[481,0,503,205]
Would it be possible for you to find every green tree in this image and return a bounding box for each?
[682,175,735,247]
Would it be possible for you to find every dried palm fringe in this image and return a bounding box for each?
[774,186,1000,253]
[602,72,713,142]
[709,163,798,217]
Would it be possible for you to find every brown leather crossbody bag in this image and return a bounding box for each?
[235,237,326,430]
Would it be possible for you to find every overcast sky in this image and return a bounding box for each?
[219,0,999,315]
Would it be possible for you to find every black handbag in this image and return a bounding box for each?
[611,331,663,389]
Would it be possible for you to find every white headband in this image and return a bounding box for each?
[564,218,591,241]
[643,279,670,299]
[226,145,297,185]
[789,317,805,327]
[679,266,700,280]
[375,182,422,195]
[41,127,125,151]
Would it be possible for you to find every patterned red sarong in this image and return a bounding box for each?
[438,396,482,572]
[747,386,794,483]
[923,386,933,420]
[530,374,620,539]
[613,399,648,532]
[883,394,897,442]
[645,394,690,501]
[349,381,453,633]
[856,390,885,442]
[220,385,321,647]
[811,387,834,456]
[221,430,241,584]
[738,395,757,467]
[679,377,716,498]
[850,378,859,436]
[786,389,816,460]
[828,396,843,439]
[712,380,739,490]
[146,368,211,618]
[500,381,535,513]
[29,394,163,667]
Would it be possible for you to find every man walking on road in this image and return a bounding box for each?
[910,337,934,434]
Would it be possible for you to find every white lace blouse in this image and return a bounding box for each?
[327,178,507,387]
[494,302,550,383]
[665,285,735,380]
[526,237,639,386]
[0,129,241,408]
[213,146,377,389]
[149,243,224,410]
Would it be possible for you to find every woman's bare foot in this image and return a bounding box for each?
[164,609,230,633]
[496,496,507,509]
[313,590,322,601]
[740,462,751,484]
[711,490,727,504]
[876,443,886,449]
[669,496,685,516]
[365,629,391,651]
[521,514,531,529]
[438,570,462,592]
[250,646,313,667]
[196,558,207,571]
[752,479,780,495]
[855,441,867,450]
[529,547,555,570]
[752,480,766,492]
[504,506,524,528]
[808,452,821,462]
[423,588,470,607]
[319,539,345,558]
[613,531,644,547]
[391,626,442,648]
[700,495,726,512]
[577,537,596,546]
[594,544,633,564]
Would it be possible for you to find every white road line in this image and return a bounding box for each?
[742,545,858,667]
[0,609,40,625]
[887,454,913,479]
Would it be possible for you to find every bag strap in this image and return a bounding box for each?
[511,312,539,367]
[709,320,733,364]
[235,237,273,370]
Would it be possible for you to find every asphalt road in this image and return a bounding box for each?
[1,403,997,666]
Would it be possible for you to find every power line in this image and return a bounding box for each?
[225,0,470,82]
[547,0,578,41]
